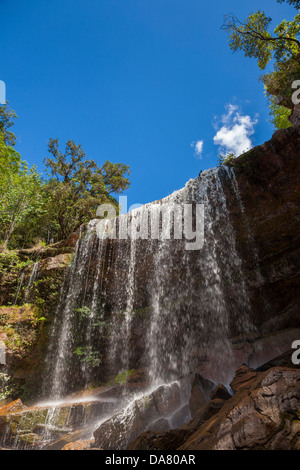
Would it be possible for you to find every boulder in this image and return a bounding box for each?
[127,394,225,450]
[128,366,300,450]
[229,365,257,393]
[62,439,94,450]
[210,384,231,401]
[0,399,27,434]
[189,374,215,418]
[93,382,183,450]
[180,367,300,450]
[44,430,85,450]
[0,399,26,415]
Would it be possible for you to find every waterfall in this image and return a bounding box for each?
[0,165,261,450]
[145,167,255,385]
[223,166,264,284]
[44,221,102,399]
[13,272,25,306]
[24,262,39,302]
[40,166,255,412]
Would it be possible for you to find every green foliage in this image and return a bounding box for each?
[0,105,131,249]
[0,305,41,360]
[0,372,15,401]
[263,54,300,109]
[223,12,273,69]
[74,306,91,319]
[115,369,136,385]
[218,152,235,166]
[0,105,47,249]
[277,0,300,9]
[0,135,21,180]
[0,163,47,249]
[0,104,17,146]
[74,306,110,331]
[223,11,300,70]
[0,251,31,274]
[73,346,102,367]
[43,138,130,240]
[92,319,109,329]
[269,97,293,129]
[223,4,300,128]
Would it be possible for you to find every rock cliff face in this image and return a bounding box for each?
[0,235,78,400]
[228,125,300,334]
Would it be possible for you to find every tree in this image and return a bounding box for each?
[0,104,17,147]
[268,96,293,129]
[278,0,300,8]
[44,139,130,240]
[0,134,21,179]
[0,104,47,249]
[0,104,20,178]
[0,159,45,249]
[0,105,131,247]
[218,152,235,167]
[222,1,300,128]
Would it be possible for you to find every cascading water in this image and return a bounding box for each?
[144,167,255,386]
[44,221,102,400]
[13,272,25,306]
[24,262,39,302]
[224,166,264,284]
[10,165,258,449]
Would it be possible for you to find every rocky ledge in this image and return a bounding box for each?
[0,352,299,450]
[127,355,300,451]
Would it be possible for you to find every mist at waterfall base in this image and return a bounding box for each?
[6,166,261,449]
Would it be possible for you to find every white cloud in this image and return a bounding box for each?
[192,139,204,158]
[213,104,258,157]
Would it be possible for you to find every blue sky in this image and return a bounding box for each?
[0,0,295,206]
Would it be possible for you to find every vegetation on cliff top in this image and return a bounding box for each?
[0,105,130,250]
[223,0,300,130]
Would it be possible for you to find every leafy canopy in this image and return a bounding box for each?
[0,104,17,147]
[222,0,300,129]
[44,138,130,239]
[0,105,131,249]
[0,105,46,249]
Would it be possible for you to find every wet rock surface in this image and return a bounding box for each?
[93,382,188,450]
[0,398,114,449]
[128,361,300,450]
[227,125,300,332]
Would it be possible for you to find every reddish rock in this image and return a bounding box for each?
[0,399,26,415]
[0,399,27,434]
[180,367,300,450]
[62,439,94,450]
[39,253,73,273]
[229,365,257,393]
